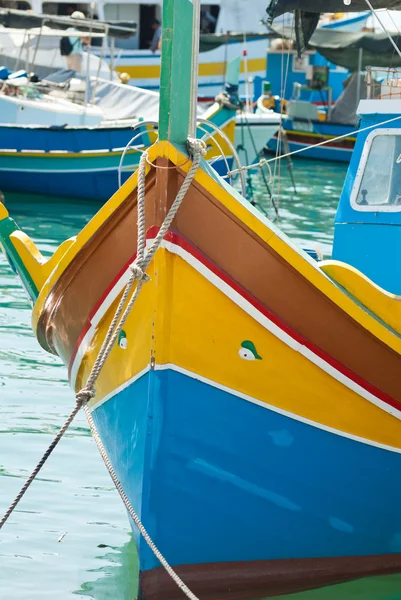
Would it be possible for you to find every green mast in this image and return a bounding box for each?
[158,0,197,144]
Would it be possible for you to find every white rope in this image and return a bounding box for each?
[77,138,206,600]
[226,113,401,177]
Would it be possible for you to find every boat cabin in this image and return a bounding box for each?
[333,95,401,294]
[8,0,254,50]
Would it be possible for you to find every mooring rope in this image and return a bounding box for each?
[0,397,86,530]
[0,138,206,600]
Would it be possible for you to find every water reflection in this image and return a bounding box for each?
[77,536,138,599]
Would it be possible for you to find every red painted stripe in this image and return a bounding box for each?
[68,228,401,415]
[68,249,139,379]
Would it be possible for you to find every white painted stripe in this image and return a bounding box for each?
[69,269,132,385]
[70,239,401,421]
[91,363,401,455]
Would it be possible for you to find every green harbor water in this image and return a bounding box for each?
[1,160,401,600]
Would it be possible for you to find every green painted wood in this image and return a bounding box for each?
[159,0,194,144]
[0,216,39,302]
[226,57,241,87]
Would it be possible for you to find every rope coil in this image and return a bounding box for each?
[0,139,205,600]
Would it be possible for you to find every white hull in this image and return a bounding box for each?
[95,38,268,98]
[0,93,103,126]
[235,112,280,164]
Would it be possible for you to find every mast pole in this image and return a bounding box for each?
[158,0,195,145]
[189,0,201,138]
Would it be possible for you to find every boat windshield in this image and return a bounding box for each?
[353,132,401,210]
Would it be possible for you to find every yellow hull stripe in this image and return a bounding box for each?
[115,58,266,80]
[75,245,401,451]
[288,129,357,143]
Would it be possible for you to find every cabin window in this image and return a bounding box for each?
[104,3,157,50]
[200,5,220,34]
[104,3,138,50]
[42,2,90,16]
[352,130,401,211]
[0,0,31,8]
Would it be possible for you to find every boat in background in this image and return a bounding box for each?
[331,66,401,294]
[262,22,401,163]
[263,73,362,162]
[0,11,280,201]
[0,2,370,103]
[265,10,370,103]
[0,69,243,201]
[0,8,121,81]
[3,2,401,600]
[1,0,270,98]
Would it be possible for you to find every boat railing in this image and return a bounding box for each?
[366,66,401,100]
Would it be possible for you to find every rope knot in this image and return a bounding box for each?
[130,262,150,283]
[187,137,207,158]
[76,387,95,407]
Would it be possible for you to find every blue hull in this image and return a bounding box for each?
[267,119,355,163]
[0,169,126,202]
[0,124,231,201]
[92,368,401,597]
[0,158,231,202]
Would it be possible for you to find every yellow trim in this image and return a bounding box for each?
[10,231,75,291]
[289,130,357,143]
[0,148,142,159]
[115,58,266,80]
[0,203,8,219]
[78,247,401,451]
[320,260,401,336]
[29,140,401,358]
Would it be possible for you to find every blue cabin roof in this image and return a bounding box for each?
[333,98,401,294]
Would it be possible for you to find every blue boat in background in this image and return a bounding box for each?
[263,72,361,162]
[263,11,370,103]
[332,73,401,294]
[0,99,238,202]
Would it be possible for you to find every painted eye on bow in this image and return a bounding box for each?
[238,348,256,360]
[238,340,262,361]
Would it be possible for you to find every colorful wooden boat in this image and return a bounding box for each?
[267,116,356,162]
[0,99,236,201]
[264,75,362,163]
[2,2,401,600]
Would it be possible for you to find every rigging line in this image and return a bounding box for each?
[385,9,401,70]
[239,110,279,218]
[274,19,292,205]
[273,18,286,187]
[226,113,401,177]
[365,0,401,59]
[385,9,401,37]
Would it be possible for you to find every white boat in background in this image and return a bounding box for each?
[5,0,269,97]
[0,25,115,81]
[0,85,103,125]
[320,11,371,31]
[235,110,280,164]
[0,2,372,100]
